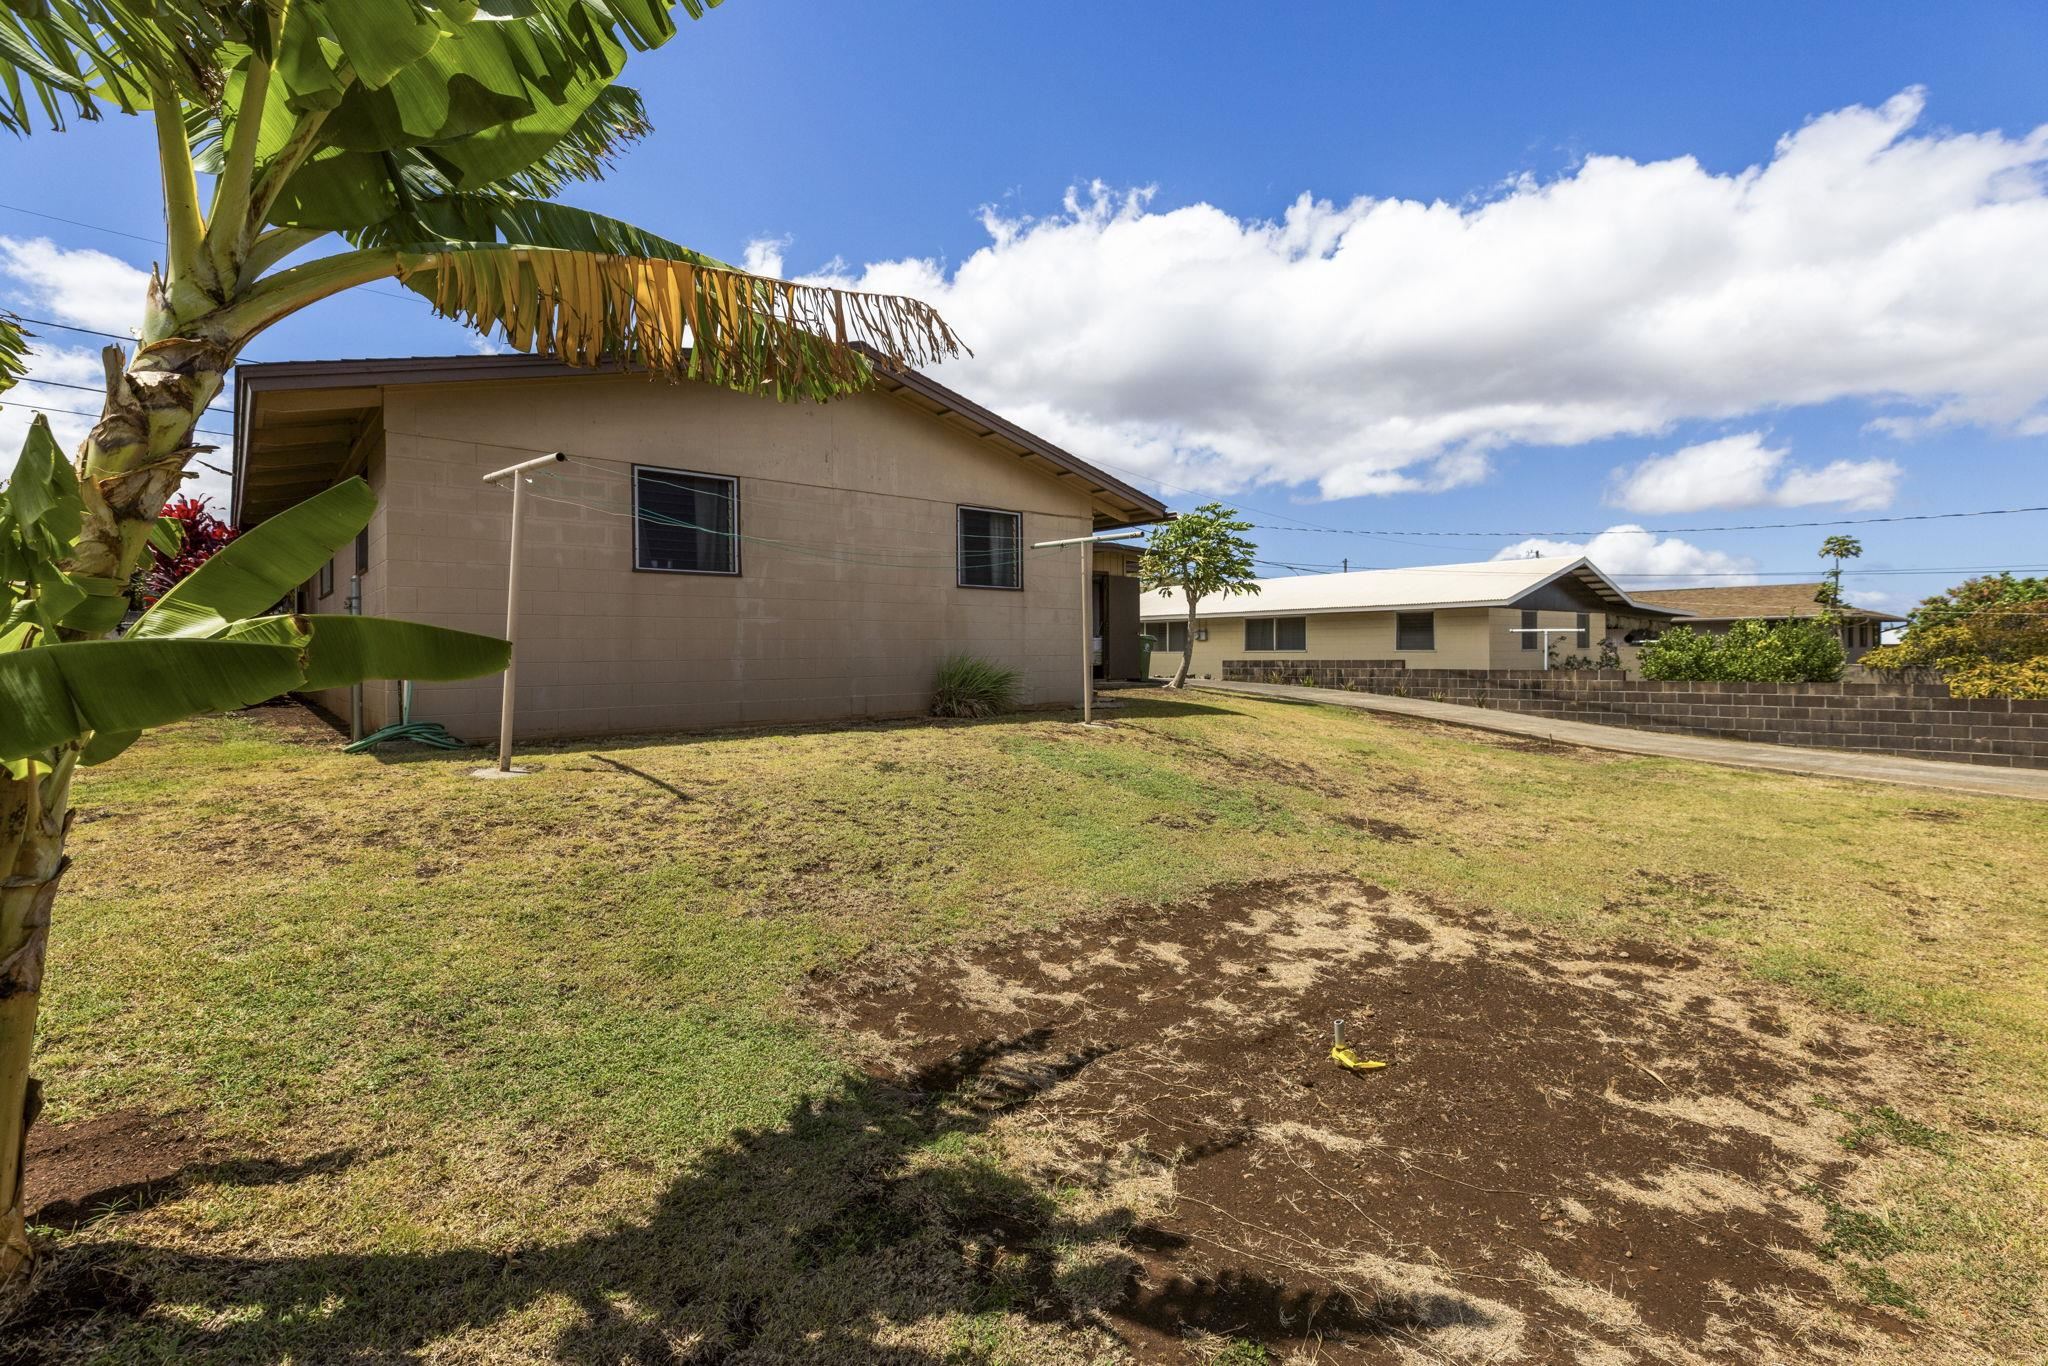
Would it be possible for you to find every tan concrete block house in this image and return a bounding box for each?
[1140,557,1686,679]
[233,355,1167,739]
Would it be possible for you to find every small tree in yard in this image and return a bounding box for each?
[1139,504,1260,689]
[0,0,959,1288]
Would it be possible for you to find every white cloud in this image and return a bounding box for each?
[0,235,149,333]
[804,88,2048,500]
[1,239,234,508]
[1,344,100,478]
[1606,431,1901,513]
[1491,525,1755,585]
[742,236,790,278]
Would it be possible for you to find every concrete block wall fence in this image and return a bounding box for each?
[1218,660,2048,769]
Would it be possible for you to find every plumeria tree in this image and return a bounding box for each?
[1814,534,1862,611]
[1139,503,1260,688]
[0,0,960,1287]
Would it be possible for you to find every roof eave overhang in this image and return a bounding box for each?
[234,353,1170,532]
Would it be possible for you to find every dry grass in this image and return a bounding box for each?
[9,689,2045,1362]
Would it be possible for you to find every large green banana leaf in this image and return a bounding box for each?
[223,613,510,690]
[131,479,375,640]
[1,615,510,764]
[0,313,27,397]
[0,635,309,762]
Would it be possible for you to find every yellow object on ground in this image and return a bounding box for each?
[1330,1043,1387,1073]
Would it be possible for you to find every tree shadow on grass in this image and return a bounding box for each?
[9,1034,1131,1363]
[9,1032,1505,1363]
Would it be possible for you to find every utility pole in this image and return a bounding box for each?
[1030,527,1146,723]
[478,451,567,775]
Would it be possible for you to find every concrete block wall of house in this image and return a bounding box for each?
[244,357,1167,740]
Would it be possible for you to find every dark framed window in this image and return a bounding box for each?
[354,528,370,576]
[634,465,739,575]
[318,560,334,599]
[1576,612,1590,649]
[958,506,1022,589]
[1396,611,1435,651]
[1520,608,1539,649]
[1245,616,1307,651]
[1150,620,1190,653]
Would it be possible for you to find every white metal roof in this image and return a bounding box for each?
[1140,556,1686,621]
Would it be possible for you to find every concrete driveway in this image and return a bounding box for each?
[1191,679,2048,802]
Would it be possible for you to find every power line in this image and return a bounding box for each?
[515,476,1079,573]
[1245,505,2048,539]
[0,200,163,245]
[0,200,420,305]
[4,313,137,343]
[0,398,234,439]
[6,374,231,415]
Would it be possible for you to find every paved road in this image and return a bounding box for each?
[1190,679,2048,802]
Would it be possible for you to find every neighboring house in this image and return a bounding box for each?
[234,355,1167,739]
[1626,584,1905,664]
[1139,557,1687,678]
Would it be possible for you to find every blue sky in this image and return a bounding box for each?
[2,1,2045,611]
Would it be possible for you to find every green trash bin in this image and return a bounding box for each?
[1138,634,1157,680]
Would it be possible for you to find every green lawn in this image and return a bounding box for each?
[16,690,2048,1361]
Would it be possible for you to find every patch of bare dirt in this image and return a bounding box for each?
[814,878,1928,1363]
[23,1110,207,1230]
[233,698,347,746]
[1332,814,1418,842]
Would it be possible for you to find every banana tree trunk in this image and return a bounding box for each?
[67,286,235,586]
[0,759,73,1285]
[0,291,224,1288]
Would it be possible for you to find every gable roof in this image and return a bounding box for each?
[232,354,1167,529]
[1629,583,1904,623]
[1140,556,1685,620]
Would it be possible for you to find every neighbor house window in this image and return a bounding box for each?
[958,506,1022,589]
[318,560,334,599]
[1150,620,1190,653]
[1576,612,1590,649]
[354,528,370,576]
[1245,616,1307,651]
[1520,608,1538,649]
[1396,611,1435,651]
[634,466,739,574]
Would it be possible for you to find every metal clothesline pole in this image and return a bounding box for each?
[1031,528,1146,723]
[1505,626,1578,670]
[479,451,567,775]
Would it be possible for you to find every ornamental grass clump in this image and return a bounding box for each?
[931,655,1020,718]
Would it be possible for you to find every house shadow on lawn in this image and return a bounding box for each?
[270,693,1240,767]
[6,1029,1450,1364]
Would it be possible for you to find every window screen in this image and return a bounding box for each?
[1245,617,1307,651]
[1576,612,1590,649]
[635,467,738,574]
[1520,608,1539,649]
[958,507,1022,588]
[1396,611,1435,651]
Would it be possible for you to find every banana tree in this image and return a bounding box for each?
[0,0,961,1287]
